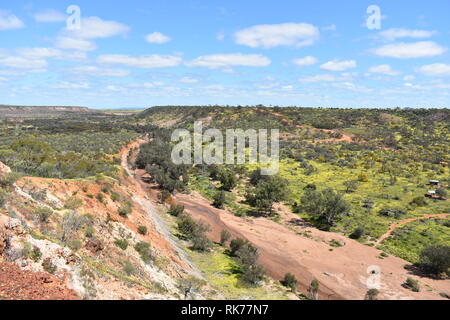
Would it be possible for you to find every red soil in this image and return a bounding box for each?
[0,260,79,300]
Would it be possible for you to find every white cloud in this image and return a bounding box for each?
[55,37,97,51]
[298,74,338,83]
[17,47,62,59]
[64,16,130,39]
[105,85,125,92]
[373,41,446,58]
[51,81,90,89]
[34,9,66,22]
[368,64,400,76]
[97,54,182,68]
[417,63,450,76]
[16,47,87,62]
[292,56,318,67]
[179,77,199,84]
[69,66,130,77]
[0,10,25,30]
[234,23,319,48]
[379,28,436,41]
[129,82,165,88]
[320,59,356,72]
[145,32,171,44]
[186,53,271,68]
[403,75,415,81]
[0,56,47,69]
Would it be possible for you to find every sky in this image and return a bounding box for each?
[0,0,449,109]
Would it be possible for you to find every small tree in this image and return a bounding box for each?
[220,230,231,246]
[308,279,320,300]
[343,180,358,193]
[418,245,450,277]
[218,169,237,191]
[246,175,288,216]
[365,289,379,300]
[281,273,298,292]
[34,207,53,223]
[300,188,350,227]
[230,238,249,256]
[212,190,226,209]
[60,212,86,242]
[436,188,448,199]
[168,204,185,217]
[177,276,206,300]
[350,227,365,240]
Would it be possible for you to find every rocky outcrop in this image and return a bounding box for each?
[0,161,11,177]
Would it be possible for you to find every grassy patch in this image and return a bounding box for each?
[187,245,290,300]
[379,218,450,263]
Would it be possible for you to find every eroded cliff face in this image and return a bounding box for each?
[0,159,195,300]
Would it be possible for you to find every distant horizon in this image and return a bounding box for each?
[1,103,449,111]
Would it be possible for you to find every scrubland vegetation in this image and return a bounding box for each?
[135,106,449,269]
[1,105,448,299]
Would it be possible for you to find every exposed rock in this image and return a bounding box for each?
[5,218,25,236]
[85,238,104,254]
[0,161,11,177]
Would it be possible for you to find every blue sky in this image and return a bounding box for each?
[0,0,449,109]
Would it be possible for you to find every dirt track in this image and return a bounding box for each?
[376,214,450,245]
[173,192,450,300]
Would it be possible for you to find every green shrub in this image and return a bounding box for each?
[85,226,95,238]
[404,277,420,292]
[64,196,83,210]
[410,197,427,207]
[29,246,42,262]
[439,292,450,299]
[123,261,136,276]
[137,225,148,235]
[34,207,53,223]
[220,230,231,246]
[0,189,9,208]
[101,183,113,194]
[67,239,83,251]
[0,172,22,187]
[118,203,132,217]
[212,190,226,209]
[281,273,298,292]
[157,190,171,203]
[365,288,379,300]
[110,191,121,202]
[134,241,154,264]
[418,245,450,277]
[379,207,406,219]
[168,204,184,217]
[229,238,249,256]
[115,238,129,250]
[176,214,212,251]
[42,258,57,274]
[350,227,365,239]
